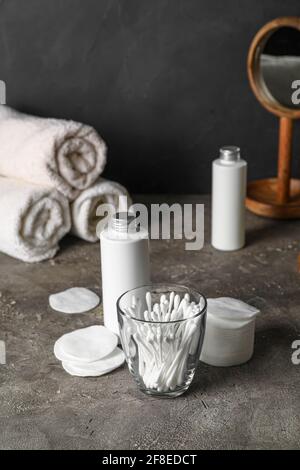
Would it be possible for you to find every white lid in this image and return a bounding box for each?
[207,297,260,329]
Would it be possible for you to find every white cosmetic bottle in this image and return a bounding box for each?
[211,146,247,251]
[100,212,150,336]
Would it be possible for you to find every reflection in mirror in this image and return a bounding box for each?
[260,26,300,109]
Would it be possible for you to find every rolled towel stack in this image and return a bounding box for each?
[0,106,130,262]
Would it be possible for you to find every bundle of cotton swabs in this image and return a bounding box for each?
[123,291,202,393]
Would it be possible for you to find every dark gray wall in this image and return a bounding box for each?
[0,0,300,193]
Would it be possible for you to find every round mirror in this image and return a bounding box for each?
[261,26,300,110]
[248,17,300,118]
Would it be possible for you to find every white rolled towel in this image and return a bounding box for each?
[0,106,107,200]
[71,178,130,242]
[0,177,71,263]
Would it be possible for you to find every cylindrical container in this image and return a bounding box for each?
[200,297,259,367]
[117,284,207,398]
[100,212,150,336]
[212,146,247,251]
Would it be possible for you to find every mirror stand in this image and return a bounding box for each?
[278,116,293,204]
[247,116,300,218]
[246,17,300,219]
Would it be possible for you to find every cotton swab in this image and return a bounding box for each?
[146,291,152,316]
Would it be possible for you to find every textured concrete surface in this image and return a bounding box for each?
[0,195,299,450]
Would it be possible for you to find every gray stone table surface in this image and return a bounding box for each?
[0,195,300,450]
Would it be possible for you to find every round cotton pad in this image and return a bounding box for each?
[54,325,118,363]
[49,287,100,314]
[61,347,125,377]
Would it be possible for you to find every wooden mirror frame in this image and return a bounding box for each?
[246,16,300,218]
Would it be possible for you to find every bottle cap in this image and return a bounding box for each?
[220,146,240,162]
[110,212,137,233]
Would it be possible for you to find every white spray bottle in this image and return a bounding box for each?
[100,212,150,336]
[211,146,247,251]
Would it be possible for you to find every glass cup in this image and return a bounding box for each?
[117,284,207,398]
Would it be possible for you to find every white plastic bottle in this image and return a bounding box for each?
[100,212,150,335]
[211,146,247,251]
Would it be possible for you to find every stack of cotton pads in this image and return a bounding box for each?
[54,325,125,377]
[200,297,260,367]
